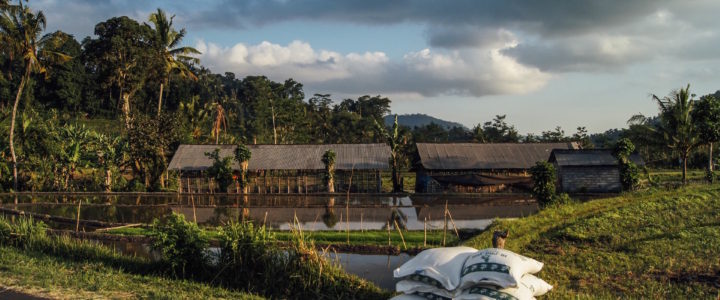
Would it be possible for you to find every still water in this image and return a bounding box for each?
[102,239,410,290]
[1,193,538,291]
[0,193,537,231]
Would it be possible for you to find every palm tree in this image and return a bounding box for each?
[147,8,200,116]
[0,2,69,191]
[653,84,700,184]
[210,102,227,144]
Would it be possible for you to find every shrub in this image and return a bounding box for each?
[0,216,47,249]
[530,161,557,207]
[150,213,209,279]
[706,169,715,183]
[205,149,234,192]
[614,138,640,191]
[218,221,279,289]
[620,161,640,191]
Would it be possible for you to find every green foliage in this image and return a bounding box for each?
[620,161,640,191]
[150,213,209,279]
[126,113,182,191]
[322,149,336,183]
[234,143,251,189]
[472,115,519,143]
[705,169,715,183]
[375,114,403,192]
[205,148,234,192]
[614,138,640,190]
[0,216,47,249]
[530,161,557,207]
[613,138,636,161]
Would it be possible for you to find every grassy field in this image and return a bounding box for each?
[0,246,263,299]
[107,227,460,249]
[465,185,720,299]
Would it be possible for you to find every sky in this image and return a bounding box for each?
[31,0,720,135]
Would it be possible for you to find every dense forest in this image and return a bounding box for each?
[1,2,719,192]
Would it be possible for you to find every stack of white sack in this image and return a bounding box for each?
[392,247,553,300]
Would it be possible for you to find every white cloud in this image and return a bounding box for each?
[196,39,550,97]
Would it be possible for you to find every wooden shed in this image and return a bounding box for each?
[549,149,625,193]
[415,142,579,193]
[168,144,391,193]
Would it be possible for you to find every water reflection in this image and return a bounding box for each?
[0,194,537,231]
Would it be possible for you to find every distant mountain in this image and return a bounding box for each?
[384,114,467,130]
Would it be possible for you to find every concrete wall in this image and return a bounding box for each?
[558,166,621,193]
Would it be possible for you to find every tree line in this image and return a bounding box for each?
[1,2,718,192]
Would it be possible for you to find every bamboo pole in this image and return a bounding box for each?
[191,193,197,223]
[446,206,460,238]
[75,200,81,232]
[424,217,427,247]
[443,201,448,246]
[387,221,391,246]
[394,219,407,250]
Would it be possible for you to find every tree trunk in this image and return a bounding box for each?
[9,66,30,192]
[328,165,335,193]
[271,104,277,145]
[709,142,714,173]
[241,162,249,194]
[682,151,688,185]
[157,82,164,116]
[122,93,131,129]
[105,169,112,192]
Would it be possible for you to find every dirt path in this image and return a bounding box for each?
[0,287,49,300]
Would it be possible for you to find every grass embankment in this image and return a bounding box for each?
[0,216,389,299]
[0,246,262,299]
[107,227,460,249]
[465,185,720,299]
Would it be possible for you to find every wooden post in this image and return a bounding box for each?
[387,221,392,246]
[443,201,448,246]
[446,206,460,238]
[424,217,427,247]
[492,230,509,249]
[394,219,407,250]
[346,200,350,245]
[75,200,81,232]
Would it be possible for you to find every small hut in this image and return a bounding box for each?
[415,142,579,193]
[549,149,643,193]
[168,144,391,193]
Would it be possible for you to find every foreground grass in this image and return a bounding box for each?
[465,185,720,299]
[107,227,460,249]
[0,246,262,299]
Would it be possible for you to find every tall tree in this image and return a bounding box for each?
[473,115,519,143]
[376,115,403,192]
[1,2,69,190]
[653,84,699,184]
[691,93,720,173]
[147,8,200,116]
[82,16,152,128]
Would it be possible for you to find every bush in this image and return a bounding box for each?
[0,216,47,249]
[150,213,209,279]
[706,169,715,183]
[620,161,640,191]
[530,161,557,207]
[205,149,234,192]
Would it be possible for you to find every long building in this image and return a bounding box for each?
[168,144,391,193]
[415,142,579,193]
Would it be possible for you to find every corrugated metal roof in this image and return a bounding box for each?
[550,149,645,167]
[550,149,618,166]
[417,142,578,170]
[168,144,391,171]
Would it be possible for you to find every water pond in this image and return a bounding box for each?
[0,193,538,231]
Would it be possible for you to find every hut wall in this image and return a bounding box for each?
[558,166,621,193]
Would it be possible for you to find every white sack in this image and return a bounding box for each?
[394,246,477,291]
[459,248,543,289]
[520,274,553,297]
